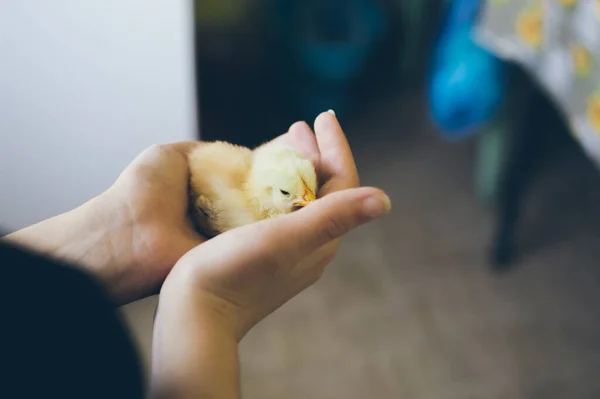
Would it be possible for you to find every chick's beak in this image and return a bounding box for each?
[294,189,316,207]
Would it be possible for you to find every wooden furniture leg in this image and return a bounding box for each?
[474,65,540,270]
[490,108,539,270]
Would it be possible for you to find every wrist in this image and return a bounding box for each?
[162,268,243,340]
[152,282,241,399]
[72,190,140,302]
[3,190,137,304]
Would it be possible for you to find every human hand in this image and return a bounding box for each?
[3,142,204,306]
[97,142,207,304]
[157,112,391,340]
[108,111,358,305]
[150,112,389,398]
[107,111,356,306]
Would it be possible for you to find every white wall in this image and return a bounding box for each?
[0,1,199,379]
[0,0,198,232]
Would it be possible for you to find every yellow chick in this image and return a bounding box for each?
[188,141,318,237]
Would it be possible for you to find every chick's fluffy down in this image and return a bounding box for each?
[188,141,259,237]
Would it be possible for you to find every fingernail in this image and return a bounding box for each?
[327,109,336,116]
[362,194,392,219]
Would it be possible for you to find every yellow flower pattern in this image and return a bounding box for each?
[559,0,577,8]
[479,0,600,161]
[516,5,543,48]
[570,44,593,77]
[587,92,600,133]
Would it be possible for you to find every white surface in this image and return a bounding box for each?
[119,295,160,383]
[0,0,198,231]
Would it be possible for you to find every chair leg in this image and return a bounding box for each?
[490,111,539,270]
[475,117,512,206]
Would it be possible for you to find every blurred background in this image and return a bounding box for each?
[3,0,600,398]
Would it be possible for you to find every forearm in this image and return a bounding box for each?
[4,195,111,265]
[151,290,241,399]
[2,193,135,303]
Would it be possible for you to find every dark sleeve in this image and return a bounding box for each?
[0,240,145,399]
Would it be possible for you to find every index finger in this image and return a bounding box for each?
[262,121,321,167]
[314,111,359,193]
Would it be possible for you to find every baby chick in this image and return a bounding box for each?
[188,141,318,237]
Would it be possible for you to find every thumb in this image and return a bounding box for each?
[266,186,391,257]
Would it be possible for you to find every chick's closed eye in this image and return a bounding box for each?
[249,144,318,212]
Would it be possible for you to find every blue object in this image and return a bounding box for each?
[428,0,507,140]
[273,0,386,81]
[269,0,386,117]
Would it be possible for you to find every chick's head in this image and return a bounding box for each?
[249,145,318,214]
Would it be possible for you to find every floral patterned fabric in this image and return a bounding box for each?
[475,0,600,166]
